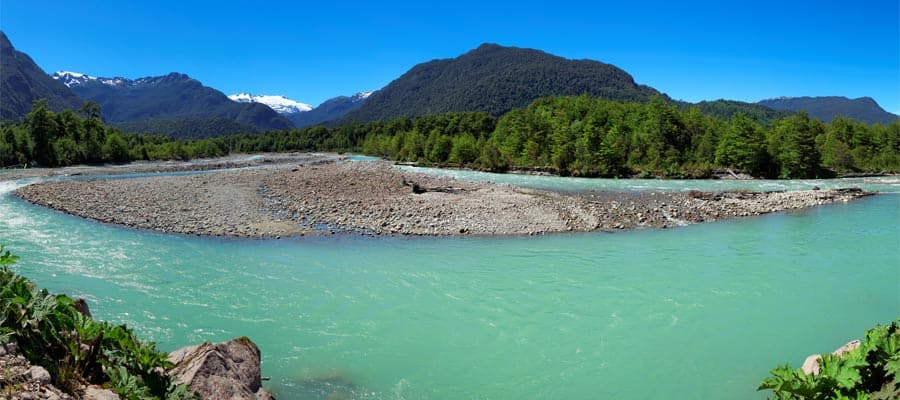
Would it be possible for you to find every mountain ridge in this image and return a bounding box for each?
[50,71,293,137]
[0,31,83,120]
[289,91,373,127]
[337,43,662,124]
[226,91,374,128]
[228,93,313,114]
[5,32,896,132]
[757,96,898,124]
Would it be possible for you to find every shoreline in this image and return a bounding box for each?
[11,155,877,238]
[0,152,337,182]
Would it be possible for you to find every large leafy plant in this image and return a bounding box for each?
[759,319,900,399]
[0,245,194,399]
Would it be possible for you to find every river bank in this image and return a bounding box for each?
[4,164,897,399]
[0,152,333,182]
[12,156,875,237]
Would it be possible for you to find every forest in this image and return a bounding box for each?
[2,96,898,179]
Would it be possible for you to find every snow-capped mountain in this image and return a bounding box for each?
[352,91,374,101]
[47,71,293,136]
[52,71,128,87]
[289,91,375,128]
[228,93,312,114]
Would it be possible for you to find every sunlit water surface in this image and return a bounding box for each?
[1,169,898,399]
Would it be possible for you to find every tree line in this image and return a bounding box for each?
[2,96,898,179]
[360,96,899,178]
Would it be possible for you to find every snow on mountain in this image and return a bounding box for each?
[56,70,86,79]
[228,93,312,114]
[52,71,127,87]
[52,71,95,87]
[353,91,374,101]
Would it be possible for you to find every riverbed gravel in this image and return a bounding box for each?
[13,157,875,238]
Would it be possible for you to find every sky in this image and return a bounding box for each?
[1,0,898,113]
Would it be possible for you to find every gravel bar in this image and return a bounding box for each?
[14,157,876,238]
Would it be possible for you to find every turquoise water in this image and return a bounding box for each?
[399,165,900,193]
[0,174,898,399]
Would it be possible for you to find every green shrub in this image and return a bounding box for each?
[758,319,900,399]
[0,245,194,399]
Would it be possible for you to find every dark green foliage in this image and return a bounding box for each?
[0,246,194,399]
[363,96,899,177]
[759,97,899,125]
[66,73,292,137]
[715,113,769,176]
[3,95,898,177]
[767,112,823,178]
[339,43,661,124]
[758,320,900,399]
[687,99,790,122]
[113,117,259,140]
[0,31,83,121]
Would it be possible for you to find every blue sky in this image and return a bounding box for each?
[2,1,898,113]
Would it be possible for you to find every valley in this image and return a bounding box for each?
[0,5,897,398]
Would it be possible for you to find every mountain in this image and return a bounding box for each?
[757,96,899,124]
[52,71,293,138]
[229,91,373,128]
[338,43,661,124]
[228,93,312,114]
[290,92,372,127]
[684,99,789,121]
[0,31,82,120]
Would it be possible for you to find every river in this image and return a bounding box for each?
[0,168,897,399]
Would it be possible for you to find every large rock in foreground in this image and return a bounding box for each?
[168,337,273,400]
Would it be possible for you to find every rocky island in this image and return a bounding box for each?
[12,154,876,238]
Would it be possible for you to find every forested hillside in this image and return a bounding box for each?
[62,72,293,137]
[359,96,899,178]
[290,93,370,128]
[0,32,82,120]
[4,96,897,179]
[686,100,789,121]
[338,43,661,123]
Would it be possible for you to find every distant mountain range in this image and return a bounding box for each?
[228,93,312,114]
[286,92,372,128]
[757,96,898,125]
[338,43,662,124]
[688,99,791,121]
[2,31,896,137]
[228,91,372,128]
[0,31,82,119]
[51,71,293,138]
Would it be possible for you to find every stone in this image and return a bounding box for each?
[832,339,861,357]
[801,340,863,376]
[72,298,92,318]
[168,337,273,400]
[26,365,51,385]
[83,386,119,400]
[5,341,18,355]
[801,354,822,375]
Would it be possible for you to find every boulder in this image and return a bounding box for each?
[801,339,862,375]
[72,298,92,318]
[168,337,273,400]
[801,354,823,375]
[83,386,120,400]
[26,365,51,385]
